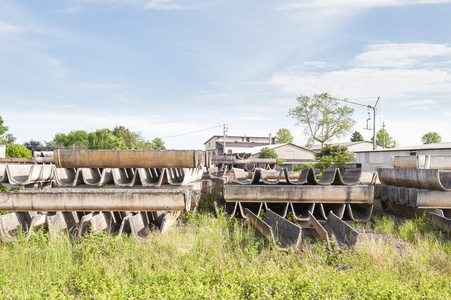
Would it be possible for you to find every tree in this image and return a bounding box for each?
[421,132,442,144]
[0,116,16,144]
[350,131,364,142]
[274,128,294,144]
[371,128,398,148]
[151,138,166,150]
[112,125,145,149]
[259,147,278,159]
[41,140,66,151]
[314,144,354,171]
[24,140,43,152]
[6,144,32,158]
[288,93,355,149]
[88,129,127,150]
[53,130,89,149]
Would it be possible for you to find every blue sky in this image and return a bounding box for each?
[1,0,451,149]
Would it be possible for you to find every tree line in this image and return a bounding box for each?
[0,116,165,158]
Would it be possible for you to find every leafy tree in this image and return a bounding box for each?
[274,128,294,144]
[23,140,43,152]
[350,131,364,142]
[6,144,32,158]
[0,116,16,144]
[314,144,354,171]
[288,93,355,150]
[88,129,127,150]
[41,141,66,151]
[112,125,146,149]
[259,147,278,159]
[371,128,398,148]
[421,132,442,144]
[53,130,89,149]
[151,138,166,150]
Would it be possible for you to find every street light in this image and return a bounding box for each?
[327,96,380,150]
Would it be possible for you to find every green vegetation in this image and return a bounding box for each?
[259,147,278,159]
[372,128,398,148]
[274,128,294,144]
[288,93,355,149]
[5,144,32,158]
[295,144,354,173]
[0,116,16,145]
[421,131,442,144]
[0,209,450,299]
[350,130,364,142]
[45,126,165,150]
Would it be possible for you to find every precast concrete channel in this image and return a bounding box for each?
[1,151,451,250]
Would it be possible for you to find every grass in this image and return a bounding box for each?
[0,206,450,299]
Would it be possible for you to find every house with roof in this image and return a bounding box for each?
[309,141,375,153]
[204,134,275,155]
[247,143,315,168]
[355,142,451,172]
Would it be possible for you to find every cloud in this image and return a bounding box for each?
[353,43,451,68]
[77,83,124,90]
[72,0,204,10]
[0,20,25,35]
[277,0,451,10]
[269,42,451,102]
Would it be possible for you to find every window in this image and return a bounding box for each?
[246,138,250,142]
[228,149,232,154]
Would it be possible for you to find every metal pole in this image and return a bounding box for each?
[223,124,227,155]
[372,107,376,150]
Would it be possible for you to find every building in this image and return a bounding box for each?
[355,142,451,172]
[310,141,375,153]
[0,144,5,158]
[204,134,275,155]
[247,143,315,170]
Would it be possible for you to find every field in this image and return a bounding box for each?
[0,198,451,299]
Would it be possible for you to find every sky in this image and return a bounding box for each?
[1,0,451,150]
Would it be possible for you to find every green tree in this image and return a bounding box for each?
[151,138,166,150]
[350,131,364,142]
[421,132,442,144]
[0,116,16,144]
[41,140,66,151]
[112,125,146,149]
[6,144,32,158]
[88,129,127,150]
[288,93,355,149]
[53,130,89,149]
[259,147,278,159]
[314,144,354,171]
[274,128,294,144]
[371,128,398,148]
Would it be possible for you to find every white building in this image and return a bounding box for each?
[247,143,316,170]
[355,142,451,172]
[310,141,375,153]
[0,144,5,158]
[204,134,275,155]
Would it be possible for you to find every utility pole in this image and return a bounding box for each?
[327,96,380,150]
[222,124,228,155]
[382,121,386,149]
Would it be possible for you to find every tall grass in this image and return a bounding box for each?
[0,209,450,299]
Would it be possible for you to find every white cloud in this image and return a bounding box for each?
[354,43,451,68]
[0,20,25,35]
[269,42,451,101]
[278,0,451,10]
[144,0,183,10]
[77,83,124,90]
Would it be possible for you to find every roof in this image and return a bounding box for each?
[204,135,274,145]
[354,142,451,153]
[246,143,315,155]
[310,141,374,151]
[216,142,271,148]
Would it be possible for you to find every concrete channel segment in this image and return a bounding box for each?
[429,212,451,234]
[378,168,451,191]
[5,164,54,185]
[223,184,374,204]
[377,185,451,209]
[246,208,302,250]
[54,149,207,169]
[0,188,199,212]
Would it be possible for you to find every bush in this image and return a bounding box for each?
[259,147,278,159]
[6,144,32,158]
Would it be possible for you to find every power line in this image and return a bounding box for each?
[161,125,222,139]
